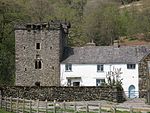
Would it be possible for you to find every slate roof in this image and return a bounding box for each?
[61,45,150,64]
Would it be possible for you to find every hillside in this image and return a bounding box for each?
[120,34,150,46]
[0,0,150,85]
[120,0,150,10]
[118,0,150,45]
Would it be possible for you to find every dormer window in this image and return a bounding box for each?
[36,43,40,49]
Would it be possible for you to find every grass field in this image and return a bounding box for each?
[0,109,12,113]
[0,108,146,113]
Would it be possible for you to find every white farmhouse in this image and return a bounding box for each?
[60,45,150,98]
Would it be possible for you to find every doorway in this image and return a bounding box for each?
[128,85,136,98]
[73,82,80,86]
[66,77,81,86]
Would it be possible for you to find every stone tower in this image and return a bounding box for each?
[15,21,70,86]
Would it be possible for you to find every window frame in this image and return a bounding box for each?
[97,64,104,72]
[35,60,42,69]
[36,43,41,49]
[73,82,80,87]
[96,79,105,86]
[65,64,72,72]
[127,64,136,69]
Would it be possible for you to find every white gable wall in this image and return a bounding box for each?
[60,64,139,98]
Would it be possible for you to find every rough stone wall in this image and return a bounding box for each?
[139,53,150,97]
[15,22,69,86]
[1,86,124,102]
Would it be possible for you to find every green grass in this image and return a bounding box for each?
[0,109,13,113]
[0,108,143,113]
[116,111,140,113]
[128,37,137,41]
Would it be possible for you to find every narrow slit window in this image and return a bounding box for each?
[35,61,38,69]
[36,43,40,49]
[35,60,42,69]
[39,61,42,69]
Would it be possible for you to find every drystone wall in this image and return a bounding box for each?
[0,86,124,102]
[139,53,150,97]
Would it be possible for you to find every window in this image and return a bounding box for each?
[35,60,42,69]
[26,24,31,32]
[96,79,105,86]
[35,81,40,86]
[36,43,40,49]
[52,66,55,70]
[73,82,80,86]
[36,54,40,59]
[97,64,104,72]
[127,64,136,69]
[65,64,72,71]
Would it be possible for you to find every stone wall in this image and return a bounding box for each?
[139,53,150,97]
[1,86,124,102]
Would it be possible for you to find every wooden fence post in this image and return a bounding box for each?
[45,100,48,113]
[29,99,32,113]
[10,97,12,112]
[37,99,39,113]
[112,105,116,113]
[86,103,89,113]
[0,95,2,109]
[22,98,25,113]
[53,100,56,113]
[130,106,133,113]
[147,89,150,105]
[62,100,66,113]
[16,97,19,113]
[74,102,77,113]
[98,103,101,113]
[4,97,7,111]
[63,100,66,110]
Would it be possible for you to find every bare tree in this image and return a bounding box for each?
[27,0,54,22]
[106,67,123,86]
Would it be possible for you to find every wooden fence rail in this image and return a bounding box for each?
[0,96,150,113]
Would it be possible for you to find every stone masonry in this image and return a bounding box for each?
[1,86,124,102]
[15,21,70,86]
[139,53,150,97]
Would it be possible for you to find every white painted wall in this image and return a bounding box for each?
[60,64,139,98]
